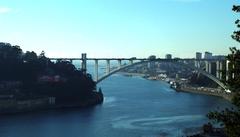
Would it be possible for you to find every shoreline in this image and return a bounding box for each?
[176,87,233,102]
[118,73,233,101]
[119,73,233,102]
[0,91,103,115]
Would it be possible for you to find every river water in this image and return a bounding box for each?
[0,73,232,137]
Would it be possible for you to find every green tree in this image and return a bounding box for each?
[207,4,240,137]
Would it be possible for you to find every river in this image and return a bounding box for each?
[0,73,232,137]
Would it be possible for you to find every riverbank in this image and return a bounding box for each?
[0,91,103,115]
[176,86,233,102]
[117,72,147,77]
[119,73,233,101]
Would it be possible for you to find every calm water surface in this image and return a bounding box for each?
[0,74,232,137]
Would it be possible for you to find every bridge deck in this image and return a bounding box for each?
[49,58,225,61]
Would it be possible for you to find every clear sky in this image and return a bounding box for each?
[0,0,239,58]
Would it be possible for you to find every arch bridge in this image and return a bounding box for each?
[50,53,231,92]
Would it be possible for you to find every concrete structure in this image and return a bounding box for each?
[196,52,202,60]
[106,60,110,74]
[50,54,231,92]
[81,53,87,74]
[216,61,220,79]
[215,61,224,79]
[219,61,223,80]
[130,60,134,65]
[204,61,212,74]
[118,60,122,69]
[208,62,212,74]
[95,60,98,81]
[194,60,200,68]
[205,61,209,73]
[226,60,230,81]
[204,52,213,59]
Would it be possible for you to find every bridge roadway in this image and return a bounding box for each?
[50,57,224,62]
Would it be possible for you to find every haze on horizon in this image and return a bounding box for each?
[0,0,239,58]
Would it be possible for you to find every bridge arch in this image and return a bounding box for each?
[96,60,228,91]
[97,60,147,83]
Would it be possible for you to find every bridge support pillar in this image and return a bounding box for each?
[194,60,200,68]
[82,53,87,74]
[95,60,98,81]
[130,60,133,65]
[118,60,122,69]
[205,61,209,73]
[208,62,212,74]
[106,60,110,74]
[216,61,220,79]
[226,60,229,81]
[219,61,223,80]
[232,64,235,79]
[194,60,197,68]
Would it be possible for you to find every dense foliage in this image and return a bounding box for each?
[0,42,97,104]
[207,5,240,137]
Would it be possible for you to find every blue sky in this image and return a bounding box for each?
[0,0,239,58]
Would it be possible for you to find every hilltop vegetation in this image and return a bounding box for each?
[0,42,103,106]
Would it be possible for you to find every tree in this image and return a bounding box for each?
[207,4,240,137]
[232,5,240,42]
[226,47,240,92]
[0,42,100,105]
[23,51,38,62]
[0,42,23,62]
[38,50,51,69]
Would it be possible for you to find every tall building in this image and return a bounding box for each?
[204,52,212,59]
[165,54,172,59]
[196,52,202,60]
